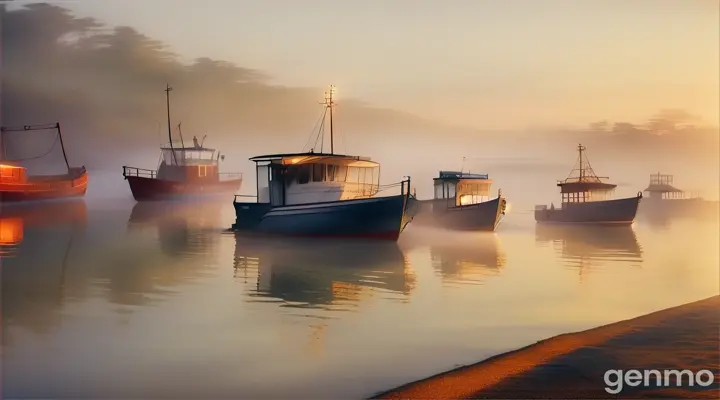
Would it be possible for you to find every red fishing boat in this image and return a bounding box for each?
[0,123,88,203]
[122,84,242,201]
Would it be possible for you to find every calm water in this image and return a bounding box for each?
[1,196,718,399]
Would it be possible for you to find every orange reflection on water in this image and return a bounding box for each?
[0,217,24,246]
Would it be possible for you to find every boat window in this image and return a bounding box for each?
[347,167,360,183]
[334,166,348,182]
[198,165,207,177]
[256,164,270,203]
[327,165,337,181]
[434,183,444,199]
[445,182,456,199]
[313,163,326,182]
[296,165,311,184]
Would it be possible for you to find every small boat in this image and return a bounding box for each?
[122,84,242,201]
[231,85,414,240]
[0,123,88,203]
[534,144,642,225]
[640,173,719,217]
[412,171,507,231]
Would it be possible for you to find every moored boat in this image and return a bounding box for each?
[640,173,719,218]
[412,170,507,231]
[231,85,414,240]
[0,123,88,203]
[534,144,642,225]
[122,84,242,201]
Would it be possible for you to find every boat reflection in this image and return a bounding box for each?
[126,200,222,257]
[1,200,87,344]
[535,224,643,280]
[399,226,506,286]
[233,236,416,309]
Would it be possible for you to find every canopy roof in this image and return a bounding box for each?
[434,170,489,181]
[249,152,378,168]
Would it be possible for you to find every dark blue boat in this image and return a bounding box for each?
[535,144,642,225]
[412,171,507,231]
[231,86,414,240]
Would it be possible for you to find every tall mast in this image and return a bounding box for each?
[578,143,584,180]
[165,83,178,165]
[321,85,336,155]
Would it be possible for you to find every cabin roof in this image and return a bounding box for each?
[434,170,489,181]
[161,146,216,152]
[644,183,684,193]
[249,152,377,167]
[557,181,617,193]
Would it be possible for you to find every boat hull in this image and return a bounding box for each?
[0,169,88,203]
[125,175,242,201]
[232,194,411,241]
[412,196,505,231]
[535,195,641,225]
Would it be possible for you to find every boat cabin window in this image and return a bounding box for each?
[433,181,457,200]
[162,148,217,166]
[561,189,614,203]
[285,163,374,186]
[456,181,491,205]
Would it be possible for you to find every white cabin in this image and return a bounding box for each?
[251,152,381,206]
[433,171,495,207]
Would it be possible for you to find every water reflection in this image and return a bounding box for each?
[535,224,643,280]
[92,201,225,307]
[127,201,221,257]
[1,200,87,344]
[400,226,507,286]
[233,236,416,310]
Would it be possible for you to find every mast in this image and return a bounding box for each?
[321,85,336,154]
[55,122,72,172]
[165,84,178,165]
[578,143,584,180]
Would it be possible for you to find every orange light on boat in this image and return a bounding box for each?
[0,217,24,245]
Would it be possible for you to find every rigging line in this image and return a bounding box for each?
[313,113,327,152]
[2,131,61,162]
[302,108,328,152]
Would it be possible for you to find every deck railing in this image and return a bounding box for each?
[122,166,156,179]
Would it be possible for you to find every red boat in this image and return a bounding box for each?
[122,84,242,201]
[0,123,88,203]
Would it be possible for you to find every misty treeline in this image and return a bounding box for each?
[0,3,443,165]
[586,108,714,136]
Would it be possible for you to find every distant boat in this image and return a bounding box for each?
[640,173,719,217]
[412,171,506,231]
[0,123,88,203]
[122,84,242,201]
[534,144,642,225]
[231,85,414,240]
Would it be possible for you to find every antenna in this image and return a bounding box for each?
[319,85,336,154]
[164,83,178,165]
[201,134,207,147]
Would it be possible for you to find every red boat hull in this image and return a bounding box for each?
[126,175,242,201]
[0,169,88,203]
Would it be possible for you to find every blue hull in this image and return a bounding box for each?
[232,194,412,240]
[535,195,642,225]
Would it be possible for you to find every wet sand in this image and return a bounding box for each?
[372,295,719,399]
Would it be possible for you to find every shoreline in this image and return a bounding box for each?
[372,295,720,399]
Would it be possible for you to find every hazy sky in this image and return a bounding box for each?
[24,0,720,129]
